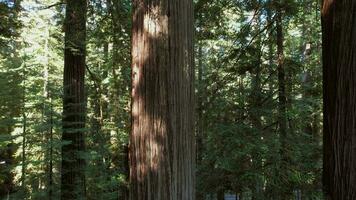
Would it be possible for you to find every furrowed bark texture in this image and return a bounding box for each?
[130,0,195,200]
[61,0,87,199]
[322,0,356,199]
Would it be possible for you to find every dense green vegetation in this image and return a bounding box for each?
[2,0,352,199]
[195,1,322,199]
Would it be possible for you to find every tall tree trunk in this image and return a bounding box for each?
[130,0,195,200]
[196,43,204,164]
[21,61,27,198]
[250,4,264,200]
[88,73,105,200]
[264,4,276,198]
[42,24,54,200]
[196,42,205,200]
[61,0,87,199]
[322,0,356,199]
[107,1,130,198]
[276,6,288,200]
[48,97,54,200]
[251,52,264,200]
[21,112,26,196]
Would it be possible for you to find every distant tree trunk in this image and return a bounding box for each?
[87,68,105,199]
[0,141,15,199]
[48,97,54,200]
[61,0,87,199]
[264,4,275,198]
[322,0,356,199]
[42,25,54,200]
[276,6,289,200]
[250,4,264,200]
[296,189,302,200]
[217,189,224,200]
[196,43,204,163]
[266,3,274,94]
[107,1,130,199]
[21,112,26,194]
[21,62,27,198]
[119,145,130,200]
[107,0,123,95]
[196,42,205,200]
[130,0,195,200]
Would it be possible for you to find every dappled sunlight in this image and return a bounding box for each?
[0,0,335,199]
[143,5,168,38]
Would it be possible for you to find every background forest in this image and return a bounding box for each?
[0,0,322,199]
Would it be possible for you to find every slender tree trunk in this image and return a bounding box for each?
[120,145,130,200]
[88,73,105,200]
[61,0,87,199]
[217,189,224,200]
[276,6,288,200]
[108,0,122,98]
[322,0,356,199]
[21,112,26,195]
[267,7,274,93]
[107,1,130,199]
[251,56,264,200]
[264,5,276,198]
[250,5,264,200]
[42,25,54,200]
[196,43,204,163]
[21,64,27,198]
[49,97,54,200]
[196,42,205,200]
[130,0,195,200]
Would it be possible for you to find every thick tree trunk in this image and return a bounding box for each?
[61,0,87,199]
[322,0,356,199]
[130,0,195,200]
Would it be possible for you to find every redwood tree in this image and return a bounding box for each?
[130,0,195,200]
[61,0,87,199]
[322,0,356,199]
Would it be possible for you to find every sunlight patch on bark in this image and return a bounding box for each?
[322,0,334,16]
[144,6,168,37]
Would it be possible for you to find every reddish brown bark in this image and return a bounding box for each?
[130,0,195,200]
[322,0,356,199]
[61,0,87,199]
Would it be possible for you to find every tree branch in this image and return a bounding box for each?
[40,1,66,10]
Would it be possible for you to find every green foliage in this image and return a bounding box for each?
[196,0,322,199]
[0,0,322,199]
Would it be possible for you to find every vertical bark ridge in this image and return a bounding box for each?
[322,0,356,199]
[130,0,195,199]
[61,0,87,199]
